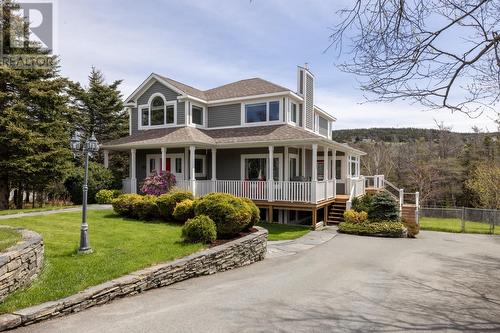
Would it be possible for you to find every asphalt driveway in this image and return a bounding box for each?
[12,231,500,332]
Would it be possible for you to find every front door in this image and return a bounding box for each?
[146,154,183,180]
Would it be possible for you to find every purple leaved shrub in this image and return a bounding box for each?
[140,171,176,196]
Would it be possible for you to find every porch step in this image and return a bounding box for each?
[327,200,348,225]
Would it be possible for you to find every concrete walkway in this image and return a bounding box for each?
[0,205,112,220]
[266,226,337,258]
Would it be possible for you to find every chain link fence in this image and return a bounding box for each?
[420,207,499,234]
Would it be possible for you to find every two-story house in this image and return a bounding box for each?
[102,64,373,228]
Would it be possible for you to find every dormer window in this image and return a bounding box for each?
[139,94,176,128]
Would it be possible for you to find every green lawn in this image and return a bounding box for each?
[258,222,310,241]
[0,228,21,251]
[0,210,204,313]
[0,205,76,216]
[420,217,499,235]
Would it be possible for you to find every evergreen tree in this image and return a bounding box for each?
[70,67,128,183]
[0,0,74,209]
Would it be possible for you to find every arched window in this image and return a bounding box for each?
[150,96,165,126]
[139,94,176,128]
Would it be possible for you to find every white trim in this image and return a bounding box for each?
[241,98,283,126]
[313,105,337,121]
[208,91,300,105]
[125,74,186,105]
[138,93,177,130]
[240,153,283,181]
[189,102,206,128]
[194,154,207,178]
[288,100,299,125]
[146,153,185,179]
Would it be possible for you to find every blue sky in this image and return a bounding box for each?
[56,0,497,132]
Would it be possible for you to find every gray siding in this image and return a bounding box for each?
[177,101,186,125]
[131,80,183,134]
[208,103,241,128]
[130,107,138,134]
[319,116,328,136]
[305,74,314,130]
[299,103,303,127]
[137,81,180,104]
[216,147,284,180]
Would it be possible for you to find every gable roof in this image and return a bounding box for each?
[126,75,292,104]
[204,78,289,101]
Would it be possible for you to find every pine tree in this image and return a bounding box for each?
[0,0,74,209]
[70,67,128,182]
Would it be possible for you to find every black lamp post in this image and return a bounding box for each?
[70,131,99,254]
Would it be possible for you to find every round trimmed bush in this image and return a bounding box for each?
[193,193,252,238]
[343,209,368,224]
[112,194,144,218]
[134,195,160,221]
[182,215,217,243]
[241,197,260,230]
[157,189,194,219]
[95,189,121,204]
[173,199,195,222]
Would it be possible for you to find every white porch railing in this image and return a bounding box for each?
[165,179,338,203]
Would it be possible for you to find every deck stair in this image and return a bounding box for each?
[327,197,348,225]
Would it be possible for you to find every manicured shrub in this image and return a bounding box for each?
[343,209,368,224]
[241,197,261,230]
[369,192,399,221]
[157,189,194,219]
[403,217,420,238]
[112,194,144,218]
[193,193,252,238]
[338,221,407,237]
[173,199,195,222]
[140,171,176,196]
[352,193,374,213]
[182,215,217,243]
[95,189,121,204]
[133,195,160,220]
[64,161,115,204]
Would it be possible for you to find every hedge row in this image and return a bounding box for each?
[338,221,407,238]
[111,190,260,242]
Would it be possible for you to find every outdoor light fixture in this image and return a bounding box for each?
[70,131,100,254]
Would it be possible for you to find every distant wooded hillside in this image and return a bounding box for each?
[331,128,487,144]
[332,127,499,208]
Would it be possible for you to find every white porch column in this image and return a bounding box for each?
[130,149,137,194]
[323,146,329,181]
[324,146,329,199]
[312,144,318,181]
[311,144,318,203]
[103,150,109,169]
[161,147,167,173]
[189,146,196,195]
[184,147,189,180]
[301,147,306,177]
[268,146,274,202]
[211,148,217,192]
[284,146,289,181]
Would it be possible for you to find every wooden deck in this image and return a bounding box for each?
[253,195,351,229]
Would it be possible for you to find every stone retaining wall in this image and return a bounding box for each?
[0,227,44,302]
[0,227,268,331]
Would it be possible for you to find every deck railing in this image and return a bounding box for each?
[162,179,338,203]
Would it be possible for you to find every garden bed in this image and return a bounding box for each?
[338,221,408,238]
